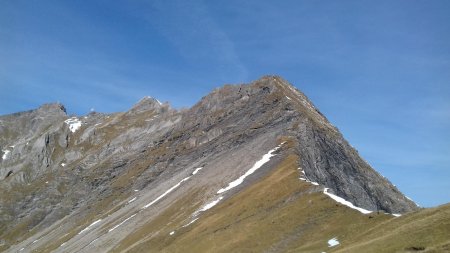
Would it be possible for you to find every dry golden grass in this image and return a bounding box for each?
[334,203,450,253]
[118,154,395,253]
[114,152,449,253]
[3,147,448,253]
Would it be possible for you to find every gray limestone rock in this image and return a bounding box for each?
[0,76,418,252]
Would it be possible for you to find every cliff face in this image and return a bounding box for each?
[0,76,417,252]
[181,76,416,213]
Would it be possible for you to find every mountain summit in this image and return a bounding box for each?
[2,76,445,253]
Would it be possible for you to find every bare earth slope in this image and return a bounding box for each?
[1,76,440,253]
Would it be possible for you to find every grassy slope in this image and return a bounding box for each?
[115,153,449,253]
[114,154,392,252]
[335,203,450,253]
[7,150,446,253]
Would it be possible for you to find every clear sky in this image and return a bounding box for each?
[1,1,449,207]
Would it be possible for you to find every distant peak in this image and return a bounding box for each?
[38,103,67,115]
[128,96,165,114]
[251,75,296,89]
[139,96,163,105]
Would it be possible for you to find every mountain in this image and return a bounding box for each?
[0,76,446,253]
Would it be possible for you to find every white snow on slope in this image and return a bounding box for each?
[192,167,203,175]
[64,117,82,133]
[298,168,319,186]
[141,167,204,210]
[78,219,102,235]
[328,237,340,247]
[217,143,284,194]
[182,144,285,231]
[323,188,372,214]
[169,231,175,235]
[182,218,199,228]
[2,150,11,160]
[142,176,191,209]
[128,197,137,203]
[299,177,319,185]
[108,214,137,232]
[199,196,223,212]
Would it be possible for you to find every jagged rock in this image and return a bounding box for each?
[0,76,419,252]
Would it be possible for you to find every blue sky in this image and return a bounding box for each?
[1,0,449,207]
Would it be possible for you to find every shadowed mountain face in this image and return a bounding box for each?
[0,76,421,252]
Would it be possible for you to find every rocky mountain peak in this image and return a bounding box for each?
[191,75,336,133]
[127,96,167,115]
[0,76,422,252]
[37,103,67,115]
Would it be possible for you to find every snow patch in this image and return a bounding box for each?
[182,218,199,228]
[2,150,11,160]
[217,143,283,194]
[169,231,175,235]
[141,165,205,210]
[199,196,223,212]
[142,176,191,209]
[328,237,340,247]
[299,176,319,186]
[134,189,139,192]
[108,214,137,232]
[192,167,203,175]
[323,188,372,214]
[78,219,102,235]
[298,168,305,174]
[64,117,82,133]
[61,163,66,167]
[392,213,401,217]
[128,197,137,203]
[285,96,291,100]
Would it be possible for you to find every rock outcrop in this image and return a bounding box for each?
[0,76,418,252]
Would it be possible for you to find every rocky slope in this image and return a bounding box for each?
[0,76,424,252]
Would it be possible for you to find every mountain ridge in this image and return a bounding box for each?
[0,75,426,252]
